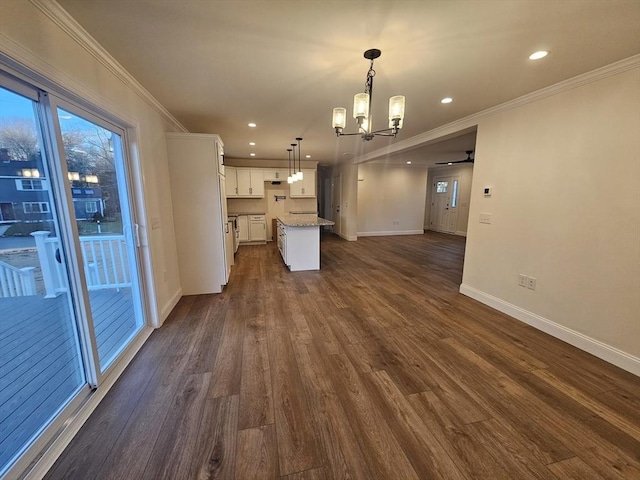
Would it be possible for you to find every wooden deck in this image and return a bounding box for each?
[0,288,136,469]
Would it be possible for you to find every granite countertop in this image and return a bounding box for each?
[228,212,266,216]
[277,214,335,227]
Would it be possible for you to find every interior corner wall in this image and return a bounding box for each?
[357,163,428,236]
[462,66,640,371]
[335,162,358,240]
[0,1,183,324]
[425,163,473,234]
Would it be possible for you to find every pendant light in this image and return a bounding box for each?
[295,137,303,181]
[287,148,294,184]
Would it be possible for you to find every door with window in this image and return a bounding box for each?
[431,175,460,234]
[0,72,146,478]
[331,174,342,236]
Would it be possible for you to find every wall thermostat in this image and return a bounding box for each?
[483,186,492,197]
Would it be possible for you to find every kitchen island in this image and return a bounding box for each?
[277,215,335,271]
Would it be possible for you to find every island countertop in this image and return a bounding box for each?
[277,214,335,227]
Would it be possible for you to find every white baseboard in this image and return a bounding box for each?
[357,230,424,237]
[159,288,182,326]
[459,284,640,376]
[336,232,357,241]
[24,326,154,480]
[455,230,467,237]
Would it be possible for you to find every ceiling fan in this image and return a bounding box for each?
[436,150,474,165]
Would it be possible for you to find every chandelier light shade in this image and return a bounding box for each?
[332,49,405,141]
[332,107,346,130]
[353,93,370,121]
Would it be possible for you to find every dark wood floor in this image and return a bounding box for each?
[45,232,640,480]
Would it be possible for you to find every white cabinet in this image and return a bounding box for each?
[277,221,321,271]
[236,169,264,197]
[166,133,229,294]
[249,215,267,241]
[226,168,264,198]
[289,169,316,197]
[237,215,249,242]
[237,214,266,243]
[263,168,288,181]
[225,166,238,197]
[225,221,235,267]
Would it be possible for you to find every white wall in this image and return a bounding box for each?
[0,1,183,323]
[357,164,428,236]
[333,162,359,241]
[462,66,640,372]
[425,164,473,235]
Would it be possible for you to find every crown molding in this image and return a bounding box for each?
[29,0,187,133]
[355,54,640,164]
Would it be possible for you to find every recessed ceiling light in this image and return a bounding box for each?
[248,123,257,128]
[441,97,453,104]
[447,162,453,165]
[250,153,256,157]
[406,161,412,164]
[529,50,549,60]
[306,155,311,159]
[249,142,256,146]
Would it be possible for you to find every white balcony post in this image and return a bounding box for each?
[31,231,58,298]
[20,267,36,295]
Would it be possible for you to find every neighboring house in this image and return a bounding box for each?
[0,148,104,224]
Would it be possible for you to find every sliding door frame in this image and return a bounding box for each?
[0,60,156,480]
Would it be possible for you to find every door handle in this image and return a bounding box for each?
[55,248,61,264]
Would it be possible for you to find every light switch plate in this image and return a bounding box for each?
[479,213,492,224]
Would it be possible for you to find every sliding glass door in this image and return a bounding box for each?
[0,71,146,477]
[48,101,145,373]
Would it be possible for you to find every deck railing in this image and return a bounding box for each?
[31,231,131,298]
[0,260,36,298]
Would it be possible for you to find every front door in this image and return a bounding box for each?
[431,175,460,234]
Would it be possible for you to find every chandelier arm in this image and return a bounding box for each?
[369,128,397,135]
[336,131,366,137]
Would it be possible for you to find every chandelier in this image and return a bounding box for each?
[332,49,405,141]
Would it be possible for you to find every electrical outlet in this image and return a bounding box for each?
[527,276,537,290]
[518,274,527,287]
[479,213,492,224]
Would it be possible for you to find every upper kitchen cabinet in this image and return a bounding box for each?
[226,166,238,196]
[227,168,264,198]
[289,169,316,197]
[263,169,288,182]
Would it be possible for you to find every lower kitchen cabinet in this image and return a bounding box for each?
[237,215,249,242]
[249,215,267,241]
[237,214,266,243]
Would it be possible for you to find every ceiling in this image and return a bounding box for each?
[56,0,640,167]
